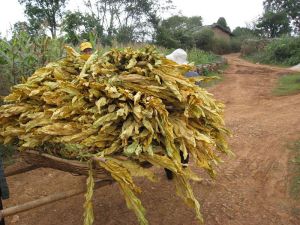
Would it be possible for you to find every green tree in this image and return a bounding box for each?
[12,22,32,37]
[256,11,291,38]
[62,11,103,45]
[155,15,203,49]
[232,27,257,37]
[231,27,259,52]
[18,0,68,38]
[115,26,135,44]
[193,28,214,51]
[263,0,300,34]
[84,0,174,43]
[216,17,231,32]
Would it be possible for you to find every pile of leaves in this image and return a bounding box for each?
[0,46,231,225]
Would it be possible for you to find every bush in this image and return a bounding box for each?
[242,37,300,66]
[212,38,231,54]
[265,37,300,65]
[194,28,242,54]
[193,28,214,51]
[240,38,271,56]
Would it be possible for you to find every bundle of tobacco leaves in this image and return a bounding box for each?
[0,46,231,225]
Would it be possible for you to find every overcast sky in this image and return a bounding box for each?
[0,0,264,37]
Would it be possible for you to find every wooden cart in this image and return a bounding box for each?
[1,151,118,220]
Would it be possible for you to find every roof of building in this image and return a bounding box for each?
[209,23,234,36]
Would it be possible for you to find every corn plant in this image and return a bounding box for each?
[0,32,65,94]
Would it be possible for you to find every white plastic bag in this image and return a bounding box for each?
[166,49,188,65]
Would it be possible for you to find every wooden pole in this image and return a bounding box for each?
[0,179,113,219]
[4,165,39,177]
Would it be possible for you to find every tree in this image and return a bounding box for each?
[84,0,174,43]
[193,28,214,51]
[263,0,300,34]
[155,15,203,49]
[18,0,68,38]
[62,11,103,45]
[216,17,231,32]
[256,11,291,38]
[12,22,31,37]
[232,27,258,38]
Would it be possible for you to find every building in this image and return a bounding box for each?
[207,23,233,42]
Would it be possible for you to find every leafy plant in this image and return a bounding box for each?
[0,32,65,94]
[242,36,300,66]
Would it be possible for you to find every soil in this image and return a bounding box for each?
[3,54,300,225]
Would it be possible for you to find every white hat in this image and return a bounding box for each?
[166,49,188,65]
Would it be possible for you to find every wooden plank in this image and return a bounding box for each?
[4,165,39,177]
[0,179,113,219]
[21,150,113,180]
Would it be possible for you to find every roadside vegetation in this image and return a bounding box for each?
[288,140,300,200]
[273,73,300,96]
[199,64,229,88]
[242,37,300,67]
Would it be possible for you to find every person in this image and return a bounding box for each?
[80,41,93,60]
[0,151,9,225]
[164,151,190,180]
[166,49,200,78]
[164,49,196,180]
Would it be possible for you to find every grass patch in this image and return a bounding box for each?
[273,73,300,96]
[187,48,221,65]
[288,140,300,199]
[199,64,228,88]
[199,72,223,88]
[243,54,290,68]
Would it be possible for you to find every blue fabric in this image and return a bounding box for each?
[185,71,200,77]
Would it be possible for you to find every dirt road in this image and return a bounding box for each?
[3,54,300,225]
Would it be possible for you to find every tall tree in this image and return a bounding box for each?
[83,0,173,43]
[62,11,103,45]
[232,27,258,38]
[216,17,231,32]
[263,0,300,34]
[155,15,203,49]
[18,0,68,38]
[256,11,291,38]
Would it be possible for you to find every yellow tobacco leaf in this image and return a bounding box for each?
[174,174,203,223]
[36,123,80,136]
[93,112,119,128]
[96,158,148,225]
[126,58,137,69]
[84,163,94,225]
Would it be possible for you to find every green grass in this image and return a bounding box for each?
[243,54,290,68]
[288,140,300,199]
[273,73,300,96]
[187,48,221,65]
[199,64,228,88]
